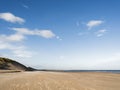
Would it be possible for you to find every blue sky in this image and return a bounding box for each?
[0,0,120,70]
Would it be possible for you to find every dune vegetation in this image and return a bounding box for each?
[0,57,35,71]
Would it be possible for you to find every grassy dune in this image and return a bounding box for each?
[0,71,120,90]
[0,70,21,73]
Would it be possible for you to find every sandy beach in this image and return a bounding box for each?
[0,71,120,90]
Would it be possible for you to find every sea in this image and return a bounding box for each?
[40,69,120,73]
[63,70,120,73]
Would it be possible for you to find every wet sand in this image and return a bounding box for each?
[0,71,120,90]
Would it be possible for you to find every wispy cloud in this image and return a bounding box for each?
[77,20,107,37]
[0,27,57,58]
[22,4,29,9]
[0,12,25,24]
[87,20,104,29]
[0,34,25,42]
[0,38,32,58]
[0,34,26,58]
[12,28,56,38]
[78,32,89,37]
[95,29,107,37]
[12,46,32,58]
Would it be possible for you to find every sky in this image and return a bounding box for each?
[0,0,120,70]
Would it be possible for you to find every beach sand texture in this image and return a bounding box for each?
[0,71,120,90]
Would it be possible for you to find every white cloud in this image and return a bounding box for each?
[87,20,104,29]
[7,34,25,42]
[78,32,89,36]
[0,41,11,50]
[12,46,32,58]
[12,28,56,38]
[12,28,34,35]
[35,30,56,38]
[0,34,25,42]
[0,12,25,24]
[0,27,57,58]
[0,41,32,58]
[22,4,29,9]
[95,29,107,37]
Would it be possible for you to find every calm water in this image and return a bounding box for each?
[40,70,120,73]
[64,70,120,73]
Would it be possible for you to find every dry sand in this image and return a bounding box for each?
[0,71,120,90]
